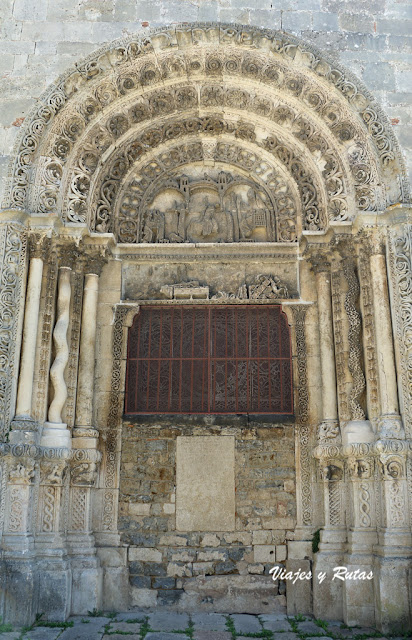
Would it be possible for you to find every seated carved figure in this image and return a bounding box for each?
[186,199,221,242]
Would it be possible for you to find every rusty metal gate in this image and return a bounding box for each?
[125,305,293,415]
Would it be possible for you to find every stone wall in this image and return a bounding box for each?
[0,0,411,203]
[118,420,295,611]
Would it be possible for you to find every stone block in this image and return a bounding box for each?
[192,562,215,575]
[163,503,175,514]
[159,534,187,546]
[231,613,263,633]
[193,633,232,640]
[21,629,61,639]
[276,545,287,561]
[110,621,142,633]
[298,621,327,635]
[129,502,151,516]
[130,586,158,608]
[101,566,130,611]
[146,635,189,640]
[191,613,228,631]
[260,615,292,632]
[252,530,272,545]
[148,611,190,631]
[129,547,162,562]
[167,562,193,577]
[96,547,127,567]
[200,533,220,547]
[197,549,227,562]
[254,544,276,563]
[362,62,396,91]
[286,559,312,616]
[287,540,312,559]
[143,562,167,576]
[176,436,235,532]
[152,577,176,589]
[247,563,264,574]
[130,575,151,588]
[57,618,109,639]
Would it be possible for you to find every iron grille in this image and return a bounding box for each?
[125,305,293,415]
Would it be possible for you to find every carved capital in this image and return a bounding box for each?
[40,460,68,485]
[347,456,373,479]
[317,420,341,444]
[8,460,35,485]
[357,228,386,257]
[306,245,332,273]
[379,455,405,479]
[57,242,81,269]
[29,233,51,260]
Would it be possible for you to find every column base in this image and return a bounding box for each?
[96,547,130,612]
[70,557,103,615]
[377,414,404,439]
[343,530,378,628]
[342,420,375,446]
[9,417,40,445]
[36,556,72,621]
[40,422,72,448]
[313,528,346,621]
[0,557,36,626]
[373,554,412,633]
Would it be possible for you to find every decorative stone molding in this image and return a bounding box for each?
[3,24,408,233]
[159,274,290,301]
[290,304,312,526]
[0,224,27,441]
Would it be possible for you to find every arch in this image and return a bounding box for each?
[2,23,409,243]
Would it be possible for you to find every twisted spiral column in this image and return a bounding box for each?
[41,265,72,448]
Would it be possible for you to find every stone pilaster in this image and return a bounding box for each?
[11,234,49,444]
[342,445,377,627]
[0,453,36,625]
[35,458,72,621]
[68,449,102,615]
[368,234,404,439]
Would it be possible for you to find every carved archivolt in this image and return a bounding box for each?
[3,23,408,238]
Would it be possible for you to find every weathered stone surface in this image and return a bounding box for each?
[148,612,190,631]
[176,436,235,532]
[230,613,263,633]
[191,613,228,631]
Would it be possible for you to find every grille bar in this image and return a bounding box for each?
[125,305,293,415]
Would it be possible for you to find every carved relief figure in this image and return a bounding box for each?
[140,171,277,244]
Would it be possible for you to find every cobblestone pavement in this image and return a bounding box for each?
[0,612,407,640]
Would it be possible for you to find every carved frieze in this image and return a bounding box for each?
[158,274,290,301]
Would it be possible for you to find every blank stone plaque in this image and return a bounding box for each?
[176,436,235,532]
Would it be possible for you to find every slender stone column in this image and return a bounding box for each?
[369,238,403,438]
[11,236,48,443]
[313,258,339,438]
[74,272,99,437]
[41,260,72,449]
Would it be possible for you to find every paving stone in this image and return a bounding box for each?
[260,614,291,632]
[21,629,62,640]
[0,633,21,640]
[231,613,263,634]
[326,626,355,637]
[269,633,299,640]
[145,635,190,640]
[191,613,229,631]
[114,612,148,621]
[148,612,189,631]
[297,621,327,635]
[58,618,109,639]
[103,635,140,640]
[193,633,232,640]
[109,621,142,633]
